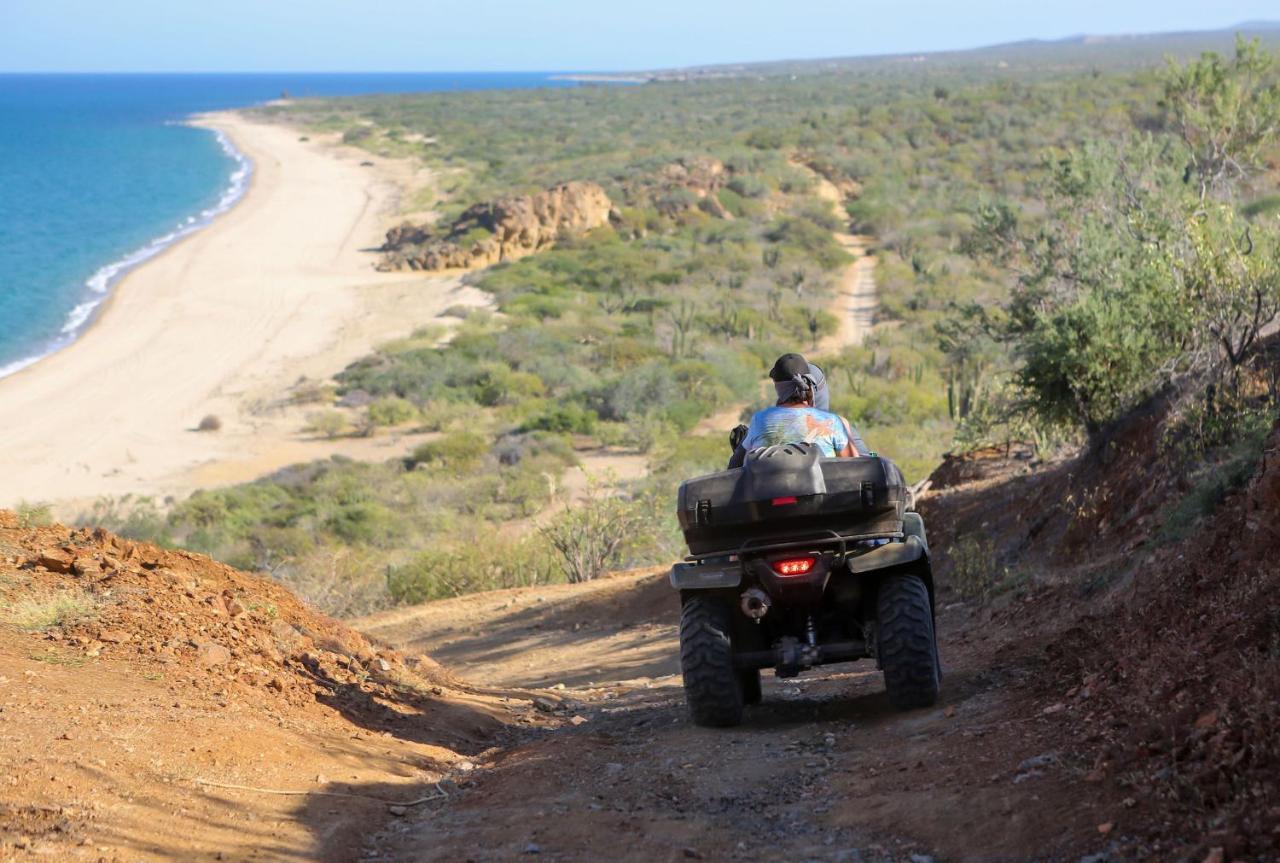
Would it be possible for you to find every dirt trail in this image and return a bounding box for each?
[353,564,1116,862]
[804,167,878,356]
[692,165,876,442]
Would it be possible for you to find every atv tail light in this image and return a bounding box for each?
[771,556,816,576]
[771,496,798,506]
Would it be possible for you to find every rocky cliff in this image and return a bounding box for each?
[380,180,614,271]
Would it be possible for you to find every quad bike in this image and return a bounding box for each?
[671,441,940,727]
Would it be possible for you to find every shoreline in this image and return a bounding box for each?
[0,121,254,381]
[0,110,487,514]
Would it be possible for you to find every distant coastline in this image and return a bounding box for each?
[549,73,651,84]
[0,124,253,381]
[0,72,583,383]
[0,110,488,512]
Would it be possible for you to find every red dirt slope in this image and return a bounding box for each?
[0,513,550,861]
[920,407,1280,861]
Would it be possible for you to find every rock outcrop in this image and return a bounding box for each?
[625,156,732,219]
[380,180,613,271]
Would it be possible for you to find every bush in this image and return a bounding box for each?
[1159,406,1276,541]
[280,545,391,618]
[197,414,222,432]
[387,535,556,603]
[947,537,1005,600]
[521,403,597,435]
[410,431,485,469]
[75,496,173,547]
[366,396,419,427]
[305,410,350,439]
[539,486,663,583]
[16,501,53,528]
[289,381,337,405]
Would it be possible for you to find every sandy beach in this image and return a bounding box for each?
[0,111,484,514]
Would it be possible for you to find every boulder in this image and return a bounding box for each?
[36,549,74,574]
[381,181,613,271]
[195,641,232,667]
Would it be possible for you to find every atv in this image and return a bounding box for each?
[671,442,940,727]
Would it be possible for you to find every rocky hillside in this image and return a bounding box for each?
[0,513,566,861]
[919,404,1280,859]
[379,180,614,271]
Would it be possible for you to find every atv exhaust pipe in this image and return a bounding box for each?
[740,587,771,621]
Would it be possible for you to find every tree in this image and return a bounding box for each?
[1162,37,1280,199]
[1179,204,1280,379]
[971,138,1196,435]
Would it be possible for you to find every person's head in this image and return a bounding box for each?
[769,353,828,409]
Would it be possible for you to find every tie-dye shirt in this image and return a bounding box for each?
[742,406,858,458]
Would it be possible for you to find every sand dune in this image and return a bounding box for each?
[0,111,482,513]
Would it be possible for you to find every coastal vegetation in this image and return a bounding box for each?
[84,39,1280,614]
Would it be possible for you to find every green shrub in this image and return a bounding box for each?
[387,535,556,603]
[366,396,419,427]
[521,403,597,434]
[75,496,173,547]
[410,431,486,469]
[1159,407,1276,541]
[323,500,405,546]
[539,486,664,583]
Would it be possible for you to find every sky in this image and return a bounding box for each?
[2,0,1279,73]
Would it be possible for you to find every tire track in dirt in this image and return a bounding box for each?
[354,569,1112,862]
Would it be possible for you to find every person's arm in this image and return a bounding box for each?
[728,445,747,469]
[728,419,755,469]
[840,417,869,457]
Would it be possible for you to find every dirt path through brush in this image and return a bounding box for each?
[803,165,878,356]
[693,161,876,442]
[353,568,1116,862]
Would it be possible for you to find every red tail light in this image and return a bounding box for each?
[771,556,816,576]
[771,496,798,506]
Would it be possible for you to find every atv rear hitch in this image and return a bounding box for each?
[732,637,869,676]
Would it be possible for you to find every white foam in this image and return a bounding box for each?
[0,122,254,380]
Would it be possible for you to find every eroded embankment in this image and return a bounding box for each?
[0,513,572,861]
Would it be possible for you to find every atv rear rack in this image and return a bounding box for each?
[682,528,904,564]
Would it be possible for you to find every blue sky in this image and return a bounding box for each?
[3,0,1278,72]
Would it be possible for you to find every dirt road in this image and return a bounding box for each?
[354,569,1116,862]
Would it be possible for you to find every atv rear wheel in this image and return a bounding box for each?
[876,573,940,710]
[679,595,744,727]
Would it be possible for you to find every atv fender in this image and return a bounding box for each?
[902,511,928,553]
[670,561,742,590]
[847,534,928,574]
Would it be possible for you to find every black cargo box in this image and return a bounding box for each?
[677,443,907,556]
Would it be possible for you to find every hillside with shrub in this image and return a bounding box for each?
[74,39,1280,625]
[7,28,1280,863]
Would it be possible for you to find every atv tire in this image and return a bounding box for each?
[739,668,762,705]
[679,595,744,727]
[876,573,940,710]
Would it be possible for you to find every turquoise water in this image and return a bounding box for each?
[0,73,580,376]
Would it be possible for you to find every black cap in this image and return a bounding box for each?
[769,353,809,382]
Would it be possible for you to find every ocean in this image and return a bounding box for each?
[0,73,581,377]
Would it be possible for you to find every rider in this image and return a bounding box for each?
[728,352,868,468]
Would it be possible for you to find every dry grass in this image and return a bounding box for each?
[1,589,97,631]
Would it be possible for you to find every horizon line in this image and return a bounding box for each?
[3,19,1278,77]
